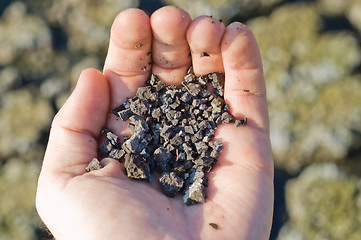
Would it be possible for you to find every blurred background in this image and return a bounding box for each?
[0,0,361,239]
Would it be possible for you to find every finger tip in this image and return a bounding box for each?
[151,6,191,45]
[221,22,261,69]
[80,68,105,81]
[111,8,151,48]
[186,16,225,75]
[221,22,257,50]
[187,16,225,46]
[115,8,149,22]
[79,68,109,103]
[152,5,191,22]
[113,8,149,31]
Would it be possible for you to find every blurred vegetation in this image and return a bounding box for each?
[0,0,360,239]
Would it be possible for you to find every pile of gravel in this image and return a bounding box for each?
[92,67,246,205]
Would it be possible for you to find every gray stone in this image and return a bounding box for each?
[200,52,210,58]
[99,139,113,156]
[211,97,224,114]
[133,118,149,133]
[108,148,126,161]
[129,98,149,116]
[183,178,206,205]
[122,134,148,154]
[116,109,133,121]
[124,154,150,180]
[180,91,193,103]
[209,141,223,152]
[193,154,214,167]
[209,72,225,96]
[194,141,209,154]
[86,158,103,172]
[151,108,162,120]
[155,80,167,92]
[210,150,220,159]
[159,172,184,197]
[170,134,183,146]
[154,147,172,172]
[184,126,194,134]
[221,112,234,124]
[234,118,247,127]
[183,82,202,96]
[136,86,155,101]
[102,128,120,146]
[184,73,196,83]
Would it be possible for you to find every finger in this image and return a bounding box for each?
[103,8,152,108]
[187,16,225,75]
[150,6,192,86]
[221,22,269,133]
[42,68,109,176]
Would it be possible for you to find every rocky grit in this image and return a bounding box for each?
[92,67,247,205]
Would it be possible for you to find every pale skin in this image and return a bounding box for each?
[36,6,274,240]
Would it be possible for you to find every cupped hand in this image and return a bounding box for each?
[36,6,273,240]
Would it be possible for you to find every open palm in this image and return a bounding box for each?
[36,6,273,240]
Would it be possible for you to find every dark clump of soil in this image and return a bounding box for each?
[95,67,247,206]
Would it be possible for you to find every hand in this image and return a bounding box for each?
[36,6,273,240]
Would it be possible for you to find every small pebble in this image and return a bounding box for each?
[200,52,210,57]
[86,158,103,172]
[209,223,218,230]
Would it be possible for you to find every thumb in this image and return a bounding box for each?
[41,68,110,177]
